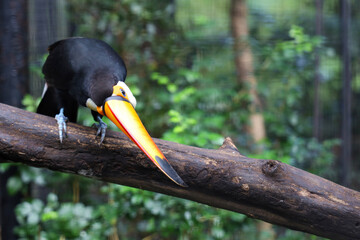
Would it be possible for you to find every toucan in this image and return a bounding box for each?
[37,37,187,187]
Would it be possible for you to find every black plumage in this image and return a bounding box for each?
[37,37,127,122]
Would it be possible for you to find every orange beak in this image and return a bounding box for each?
[97,85,187,187]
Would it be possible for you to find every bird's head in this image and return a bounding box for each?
[86,81,186,187]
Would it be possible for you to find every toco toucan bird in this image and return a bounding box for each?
[37,37,187,187]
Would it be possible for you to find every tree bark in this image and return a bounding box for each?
[313,0,323,140]
[230,1,272,236]
[0,0,29,239]
[1,103,360,240]
[340,0,352,187]
[230,0,265,145]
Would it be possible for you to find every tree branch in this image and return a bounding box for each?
[1,103,359,240]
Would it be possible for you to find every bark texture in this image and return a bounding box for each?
[1,103,360,240]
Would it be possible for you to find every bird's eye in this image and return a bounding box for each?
[121,89,126,97]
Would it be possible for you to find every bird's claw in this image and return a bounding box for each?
[94,116,107,145]
[55,108,68,143]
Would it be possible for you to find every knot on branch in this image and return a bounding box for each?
[219,137,243,156]
[262,160,284,178]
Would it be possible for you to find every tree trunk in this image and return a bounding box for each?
[340,0,352,187]
[1,103,360,240]
[0,0,29,239]
[313,0,323,140]
[230,0,265,145]
[230,0,272,237]
[0,0,29,105]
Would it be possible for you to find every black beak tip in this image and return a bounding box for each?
[155,156,188,187]
[175,177,189,188]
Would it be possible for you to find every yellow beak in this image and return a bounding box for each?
[99,92,187,187]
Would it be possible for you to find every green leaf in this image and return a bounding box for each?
[167,84,177,93]
[0,163,12,173]
[41,211,59,221]
[7,176,23,195]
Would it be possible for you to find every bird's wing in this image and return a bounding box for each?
[37,86,78,123]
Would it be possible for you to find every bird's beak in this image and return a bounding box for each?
[97,85,187,187]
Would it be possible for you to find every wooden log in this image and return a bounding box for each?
[0,103,359,240]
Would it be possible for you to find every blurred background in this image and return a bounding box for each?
[0,0,359,239]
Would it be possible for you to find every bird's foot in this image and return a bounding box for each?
[94,116,107,144]
[55,108,68,143]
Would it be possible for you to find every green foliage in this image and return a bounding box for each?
[15,187,250,239]
[15,199,43,238]
[276,229,326,240]
[288,137,339,178]
[248,140,291,165]
[150,69,225,148]
[22,94,41,113]
[176,0,230,38]
[100,185,249,239]
[0,163,45,196]
[15,194,95,239]
[10,1,340,240]
[249,26,339,185]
